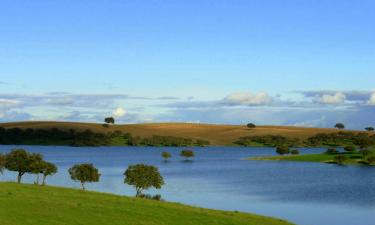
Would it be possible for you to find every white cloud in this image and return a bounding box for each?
[318,92,346,104]
[113,107,127,118]
[223,92,272,106]
[367,92,375,105]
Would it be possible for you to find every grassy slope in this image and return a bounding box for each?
[0,182,293,225]
[0,121,357,146]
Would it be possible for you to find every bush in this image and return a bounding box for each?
[325,148,339,154]
[333,154,348,165]
[276,146,290,155]
[344,145,356,152]
[334,123,345,129]
[180,150,195,161]
[161,151,171,161]
[291,149,300,155]
[367,156,375,165]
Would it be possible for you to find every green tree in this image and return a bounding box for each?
[325,148,338,154]
[41,161,58,185]
[5,149,33,183]
[276,146,290,155]
[104,117,115,124]
[124,164,164,197]
[0,153,6,174]
[367,156,375,165]
[180,150,195,161]
[246,123,256,128]
[359,149,371,160]
[161,151,171,162]
[365,127,374,132]
[68,163,100,190]
[334,123,345,129]
[29,153,45,185]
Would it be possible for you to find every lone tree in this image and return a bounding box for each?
[291,149,300,155]
[41,161,58,185]
[161,151,171,162]
[276,146,290,155]
[180,150,195,161]
[68,163,100,190]
[104,117,115,124]
[124,164,164,197]
[5,149,33,183]
[246,123,256,129]
[365,127,374,132]
[325,148,339,154]
[334,123,345,129]
[0,153,6,174]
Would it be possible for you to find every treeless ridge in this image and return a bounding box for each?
[0,121,365,146]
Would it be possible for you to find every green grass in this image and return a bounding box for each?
[0,182,293,225]
[248,151,375,166]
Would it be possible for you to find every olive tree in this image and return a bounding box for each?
[180,150,194,161]
[246,123,256,128]
[161,151,171,162]
[124,164,164,197]
[334,123,345,129]
[29,153,45,185]
[5,149,33,183]
[68,163,100,190]
[104,117,115,124]
[41,161,58,185]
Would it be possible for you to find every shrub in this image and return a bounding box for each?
[325,148,339,154]
[367,156,375,165]
[180,150,195,161]
[276,146,290,155]
[291,149,300,155]
[161,151,171,161]
[334,123,345,129]
[333,154,348,165]
[344,145,356,152]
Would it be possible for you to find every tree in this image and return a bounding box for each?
[104,117,115,124]
[41,161,58,185]
[359,149,371,160]
[29,153,45,185]
[68,163,100,190]
[124,164,164,197]
[276,146,290,155]
[367,156,375,165]
[365,127,374,132]
[161,151,171,162]
[334,123,345,129]
[333,154,348,165]
[180,150,194,161]
[5,149,33,183]
[344,145,356,152]
[246,123,256,128]
[0,153,6,174]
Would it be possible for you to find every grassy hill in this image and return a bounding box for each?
[0,182,293,225]
[0,121,357,146]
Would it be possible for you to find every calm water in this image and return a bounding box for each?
[1,145,374,225]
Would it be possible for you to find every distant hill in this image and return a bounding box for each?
[0,121,362,146]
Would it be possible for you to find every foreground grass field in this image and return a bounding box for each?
[0,121,357,146]
[0,182,293,225]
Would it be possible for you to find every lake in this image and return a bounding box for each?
[0,145,374,225]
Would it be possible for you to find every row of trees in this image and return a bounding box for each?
[0,149,57,184]
[334,123,374,132]
[0,149,165,198]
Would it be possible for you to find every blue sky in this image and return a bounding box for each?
[0,0,374,128]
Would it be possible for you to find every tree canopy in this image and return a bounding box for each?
[246,123,256,128]
[334,123,345,129]
[180,150,195,161]
[276,146,290,155]
[68,163,100,190]
[161,151,171,161]
[41,161,58,185]
[0,153,6,174]
[5,149,34,183]
[124,164,164,197]
[104,117,115,124]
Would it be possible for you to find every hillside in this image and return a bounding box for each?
[0,182,292,225]
[0,121,363,146]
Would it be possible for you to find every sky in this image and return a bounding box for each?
[0,0,374,128]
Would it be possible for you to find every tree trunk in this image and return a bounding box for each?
[35,174,40,185]
[42,175,47,186]
[136,188,142,197]
[81,182,85,190]
[17,172,22,183]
